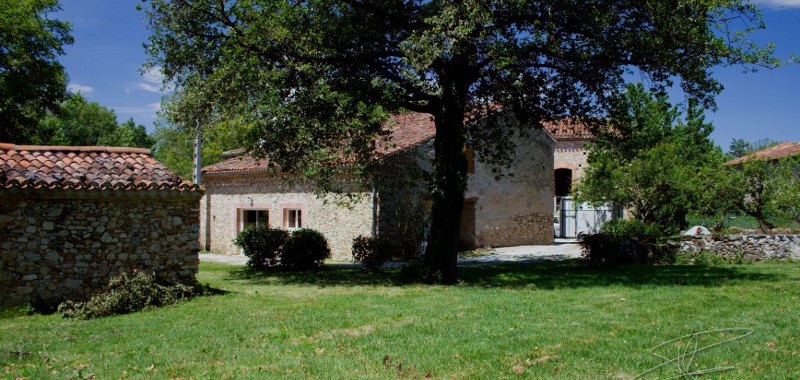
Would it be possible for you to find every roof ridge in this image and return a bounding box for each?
[0,143,151,155]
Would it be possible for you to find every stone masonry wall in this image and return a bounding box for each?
[553,140,590,183]
[678,234,800,262]
[467,128,555,247]
[200,173,373,260]
[375,140,432,258]
[0,190,201,307]
[476,212,552,248]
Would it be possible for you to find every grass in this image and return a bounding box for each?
[2,261,800,379]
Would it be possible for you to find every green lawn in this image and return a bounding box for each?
[2,261,799,379]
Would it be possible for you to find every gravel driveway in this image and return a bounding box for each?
[459,240,582,266]
[200,239,582,267]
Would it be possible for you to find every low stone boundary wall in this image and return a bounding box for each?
[678,234,800,262]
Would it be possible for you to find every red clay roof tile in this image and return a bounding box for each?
[725,142,800,166]
[0,144,201,192]
[203,113,591,174]
[542,118,595,140]
[204,112,438,174]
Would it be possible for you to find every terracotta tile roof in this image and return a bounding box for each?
[201,152,276,174]
[204,112,437,174]
[0,143,201,192]
[203,112,590,174]
[543,118,594,140]
[725,142,800,166]
[376,112,436,155]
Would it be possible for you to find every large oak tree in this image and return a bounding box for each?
[142,0,776,283]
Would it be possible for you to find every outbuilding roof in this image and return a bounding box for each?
[0,143,201,192]
[725,142,800,166]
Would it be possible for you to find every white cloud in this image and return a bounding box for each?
[142,66,165,84]
[753,0,800,8]
[67,83,94,94]
[114,103,161,115]
[126,66,172,94]
[128,82,162,93]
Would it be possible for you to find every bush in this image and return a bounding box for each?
[352,235,391,272]
[281,229,331,270]
[580,219,675,265]
[58,271,204,319]
[234,226,290,269]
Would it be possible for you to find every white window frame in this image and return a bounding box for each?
[240,208,269,232]
[284,209,302,231]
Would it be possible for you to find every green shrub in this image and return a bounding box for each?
[281,229,331,270]
[352,235,391,272]
[601,218,666,242]
[234,226,290,269]
[58,271,204,319]
[580,219,675,265]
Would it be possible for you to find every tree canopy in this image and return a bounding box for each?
[728,138,780,159]
[142,0,777,282]
[38,93,155,148]
[578,83,722,232]
[712,156,800,232]
[152,117,251,178]
[0,0,73,144]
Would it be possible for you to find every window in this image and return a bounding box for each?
[284,209,302,230]
[241,209,268,231]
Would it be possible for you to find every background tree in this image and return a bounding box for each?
[100,118,155,148]
[142,0,776,282]
[693,154,742,231]
[714,156,799,232]
[38,93,155,148]
[39,93,119,146]
[729,138,752,159]
[728,138,780,158]
[774,157,800,225]
[578,83,721,232]
[152,117,251,178]
[0,0,73,144]
[723,159,780,232]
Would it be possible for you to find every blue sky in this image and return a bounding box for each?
[57,0,799,151]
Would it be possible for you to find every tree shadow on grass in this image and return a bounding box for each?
[225,260,787,290]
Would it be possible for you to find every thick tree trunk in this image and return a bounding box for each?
[422,66,469,284]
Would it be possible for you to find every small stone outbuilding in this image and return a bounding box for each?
[0,143,203,307]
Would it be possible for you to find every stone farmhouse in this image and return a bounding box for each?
[0,143,203,306]
[200,112,560,260]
